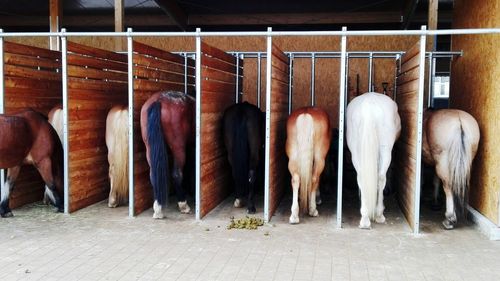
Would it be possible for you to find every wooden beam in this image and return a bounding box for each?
[49,0,62,51]
[401,0,420,29]
[153,0,187,31]
[428,0,438,50]
[114,0,124,51]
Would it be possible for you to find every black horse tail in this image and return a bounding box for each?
[147,101,168,206]
[232,113,249,196]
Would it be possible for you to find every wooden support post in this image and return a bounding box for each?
[49,0,62,51]
[115,0,125,51]
[428,0,438,50]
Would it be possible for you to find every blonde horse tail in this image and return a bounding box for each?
[111,109,129,205]
[359,114,379,220]
[48,107,63,143]
[296,114,314,215]
[448,121,472,216]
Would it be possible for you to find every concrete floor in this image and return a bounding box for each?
[1,194,499,281]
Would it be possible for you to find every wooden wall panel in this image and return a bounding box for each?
[267,44,290,221]
[3,41,62,209]
[67,41,128,212]
[451,0,500,226]
[132,41,195,215]
[394,41,421,231]
[199,42,239,218]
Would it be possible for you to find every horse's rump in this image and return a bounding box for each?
[0,115,33,167]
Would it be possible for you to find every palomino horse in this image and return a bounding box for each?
[48,104,63,142]
[140,91,194,219]
[346,92,401,229]
[0,109,64,217]
[286,107,331,224]
[106,105,129,208]
[222,102,263,214]
[422,108,480,229]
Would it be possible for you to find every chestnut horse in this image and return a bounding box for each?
[140,91,194,219]
[286,107,331,224]
[422,108,480,229]
[0,109,64,217]
[222,102,263,214]
[106,105,129,208]
[346,92,401,229]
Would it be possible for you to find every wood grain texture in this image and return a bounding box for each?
[3,42,62,209]
[451,0,500,225]
[394,41,421,231]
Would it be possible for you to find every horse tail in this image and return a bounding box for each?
[358,112,379,220]
[147,101,168,206]
[110,109,129,205]
[448,120,472,217]
[232,112,249,196]
[296,114,314,215]
[48,107,63,143]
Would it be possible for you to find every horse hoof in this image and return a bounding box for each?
[108,203,118,208]
[178,201,191,214]
[247,207,256,214]
[442,219,455,230]
[375,215,386,224]
[308,209,319,217]
[153,213,164,219]
[289,215,300,224]
[1,211,13,218]
[359,217,371,229]
[234,198,243,208]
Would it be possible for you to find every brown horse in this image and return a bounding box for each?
[286,107,331,224]
[422,108,480,229]
[140,91,194,219]
[106,105,129,208]
[0,109,64,217]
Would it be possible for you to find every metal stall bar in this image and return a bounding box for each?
[311,53,316,106]
[368,52,373,92]
[263,27,272,222]
[288,54,294,114]
[345,53,349,105]
[127,28,135,217]
[414,25,428,234]
[336,26,348,228]
[61,28,70,214]
[394,54,400,101]
[257,53,261,109]
[0,29,4,196]
[195,28,202,221]
[427,53,434,108]
[184,53,188,94]
[235,52,240,103]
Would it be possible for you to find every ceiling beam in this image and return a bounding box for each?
[115,0,124,51]
[428,0,438,50]
[49,0,62,50]
[153,0,187,31]
[401,0,420,29]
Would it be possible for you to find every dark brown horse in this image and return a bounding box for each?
[0,109,64,217]
[140,91,194,219]
[222,102,263,214]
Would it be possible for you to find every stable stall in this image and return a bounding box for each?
[0,41,62,209]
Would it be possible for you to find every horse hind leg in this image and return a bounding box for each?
[0,166,21,217]
[309,157,326,217]
[172,162,190,214]
[246,169,256,214]
[108,164,118,208]
[289,172,300,224]
[435,161,456,229]
[37,158,63,212]
[375,147,393,224]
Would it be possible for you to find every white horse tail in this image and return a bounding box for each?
[110,109,129,205]
[448,121,472,215]
[358,113,379,220]
[48,107,63,143]
[296,113,314,215]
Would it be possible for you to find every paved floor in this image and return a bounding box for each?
[1,194,499,281]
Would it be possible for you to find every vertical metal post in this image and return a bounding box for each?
[61,28,70,214]
[0,29,4,194]
[431,56,436,108]
[345,53,349,108]
[257,53,261,108]
[263,27,272,223]
[336,27,347,229]
[427,54,433,108]
[288,54,293,114]
[394,54,400,101]
[184,53,188,94]
[414,25,427,235]
[127,28,135,218]
[368,52,373,92]
[311,53,316,106]
[235,52,240,103]
[195,28,202,221]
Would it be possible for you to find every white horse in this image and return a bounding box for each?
[422,108,480,229]
[346,92,401,229]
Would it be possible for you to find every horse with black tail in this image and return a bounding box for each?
[140,91,194,219]
[223,102,263,214]
[0,109,64,217]
[422,108,480,229]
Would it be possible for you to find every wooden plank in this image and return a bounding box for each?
[201,55,237,74]
[272,59,290,76]
[134,66,189,84]
[271,68,290,85]
[396,67,420,85]
[397,81,419,95]
[201,67,236,84]
[400,54,420,74]
[4,53,60,70]
[133,54,186,75]
[4,76,61,90]
[133,41,186,65]
[68,65,127,82]
[401,41,420,65]
[201,41,237,65]
[67,53,128,72]
[68,77,127,92]
[272,44,289,65]
[133,79,184,92]
[68,41,127,63]
[202,80,235,94]
[4,64,61,81]
[4,41,60,60]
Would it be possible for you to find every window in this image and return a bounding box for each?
[433,76,450,98]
